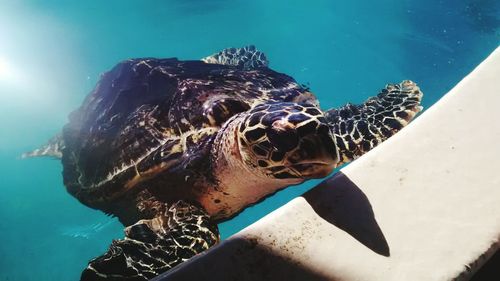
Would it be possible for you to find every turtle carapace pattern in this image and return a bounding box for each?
[25,45,423,280]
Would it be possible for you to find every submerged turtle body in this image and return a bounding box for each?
[26,46,423,280]
[62,55,318,223]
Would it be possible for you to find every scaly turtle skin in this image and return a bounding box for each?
[26,46,423,280]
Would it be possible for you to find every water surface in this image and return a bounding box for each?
[0,0,498,280]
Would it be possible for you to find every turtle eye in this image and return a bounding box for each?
[267,130,299,152]
[203,98,250,126]
[267,121,299,152]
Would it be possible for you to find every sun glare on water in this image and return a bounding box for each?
[0,57,12,80]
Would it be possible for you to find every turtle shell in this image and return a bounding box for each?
[62,58,315,211]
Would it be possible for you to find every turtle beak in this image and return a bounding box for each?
[290,162,335,178]
[285,134,338,179]
[265,126,338,180]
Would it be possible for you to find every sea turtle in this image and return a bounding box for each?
[25,45,423,280]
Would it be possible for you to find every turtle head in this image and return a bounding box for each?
[236,102,339,181]
[208,102,339,218]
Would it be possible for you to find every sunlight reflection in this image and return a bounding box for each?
[0,56,14,81]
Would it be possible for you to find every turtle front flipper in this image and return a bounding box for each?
[80,200,219,281]
[201,45,268,70]
[325,80,423,165]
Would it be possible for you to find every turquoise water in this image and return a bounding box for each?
[0,0,498,280]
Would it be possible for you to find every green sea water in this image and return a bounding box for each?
[0,0,498,280]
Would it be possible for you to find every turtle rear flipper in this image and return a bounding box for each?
[326,80,423,165]
[201,45,268,70]
[21,133,64,159]
[80,200,219,281]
